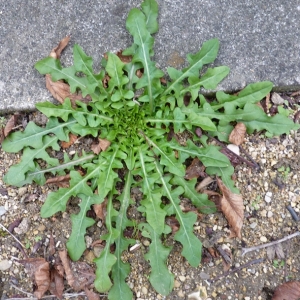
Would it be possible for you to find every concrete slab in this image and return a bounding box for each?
[1,0,300,112]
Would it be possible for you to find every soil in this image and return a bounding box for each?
[1,95,300,300]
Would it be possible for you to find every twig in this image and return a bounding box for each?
[209,136,257,169]
[239,145,261,171]
[208,258,264,284]
[241,231,300,256]
[0,222,26,248]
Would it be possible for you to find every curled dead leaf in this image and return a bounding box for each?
[93,198,108,222]
[228,122,246,146]
[196,176,214,192]
[217,178,244,239]
[61,133,78,149]
[185,158,205,180]
[4,114,19,137]
[45,74,88,105]
[91,138,111,154]
[19,258,50,299]
[116,50,132,63]
[46,174,71,188]
[49,268,64,300]
[272,281,300,300]
[49,36,70,59]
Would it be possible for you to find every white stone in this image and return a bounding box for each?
[267,211,273,218]
[227,144,240,155]
[264,192,272,203]
[260,236,267,243]
[0,260,12,271]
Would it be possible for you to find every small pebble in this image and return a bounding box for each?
[142,240,150,247]
[0,206,6,216]
[178,290,185,298]
[250,222,257,229]
[0,260,12,271]
[141,286,148,295]
[267,211,273,218]
[18,187,27,196]
[174,280,181,288]
[264,192,272,203]
[260,236,267,243]
[179,275,186,282]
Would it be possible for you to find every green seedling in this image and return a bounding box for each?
[273,259,285,268]
[278,166,291,181]
[2,0,299,298]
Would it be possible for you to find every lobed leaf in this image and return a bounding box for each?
[140,223,174,296]
[126,7,164,112]
[67,193,102,261]
[163,39,220,104]
[95,195,119,292]
[154,161,201,267]
[109,170,135,300]
[4,135,59,187]
[2,118,72,152]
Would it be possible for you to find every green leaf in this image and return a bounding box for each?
[143,135,185,176]
[183,66,230,100]
[206,165,239,193]
[4,135,59,187]
[109,170,135,300]
[2,118,72,152]
[97,145,127,200]
[40,170,94,217]
[154,162,201,267]
[140,223,174,295]
[137,146,166,234]
[239,104,300,135]
[126,7,164,112]
[212,81,273,110]
[35,57,89,96]
[36,100,113,125]
[141,0,159,34]
[95,194,119,292]
[171,176,216,214]
[163,39,220,102]
[169,140,230,168]
[67,193,102,261]
[73,44,100,94]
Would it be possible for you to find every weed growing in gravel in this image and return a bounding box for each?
[2,0,299,298]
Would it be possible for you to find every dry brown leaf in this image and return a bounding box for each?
[272,281,300,300]
[116,50,132,63]
[91,138,111,154]
[46,174,71,188]
[185,158,205,180]
[4,114,19,137]
[228,123,246,146]
[49,36,70,59]
[49,232,56,256]
[93,198,108,221]
[61,132,78,149]
[59,249,80,291]
[19,258,50,299]
[217,177,244,239]
[45,74,86,104]
[196,176,214,192]
[0,128,4,144]
[49,268,64,300]
[84,287,100,300]
[166,216,180,234]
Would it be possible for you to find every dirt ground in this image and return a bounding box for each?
[1,101,300,300]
